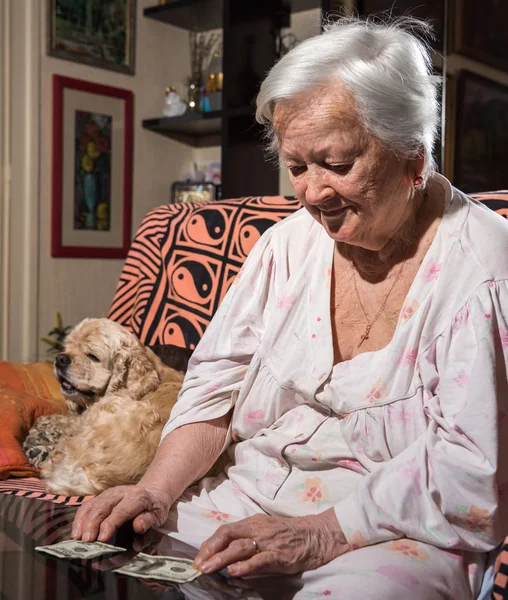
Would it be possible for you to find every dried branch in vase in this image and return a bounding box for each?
[189,31,222,84]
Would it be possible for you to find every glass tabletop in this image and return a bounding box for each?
[0,493,273,600]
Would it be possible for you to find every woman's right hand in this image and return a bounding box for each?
[71,484,171,543]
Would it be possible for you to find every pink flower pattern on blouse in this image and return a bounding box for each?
[399,299,420,322]
[398,348,418,367]
[423,259,441,282]
[500,328,508,349]
[453,370,470,388]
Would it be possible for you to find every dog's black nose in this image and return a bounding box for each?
[55,353,71,368]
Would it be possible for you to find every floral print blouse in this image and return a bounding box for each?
[161,174,508,555]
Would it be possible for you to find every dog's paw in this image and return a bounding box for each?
[24,444,51,468]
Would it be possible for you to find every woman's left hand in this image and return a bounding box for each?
[193,508,350,577]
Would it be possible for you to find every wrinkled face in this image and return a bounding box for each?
[54,319,125,411]
[274,83,423,251]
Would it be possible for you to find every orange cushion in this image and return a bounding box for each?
[0,361,63,400]
[0,362,66,479]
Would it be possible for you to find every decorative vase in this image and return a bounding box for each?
[83,172,97,230]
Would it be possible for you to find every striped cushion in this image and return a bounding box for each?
[108,196,301,348]
[0,477,92,506]
[494,543,508,599]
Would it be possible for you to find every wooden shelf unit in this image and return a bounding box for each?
[144,0,326,32]
[142,111,222,147]
[143,0,333,197]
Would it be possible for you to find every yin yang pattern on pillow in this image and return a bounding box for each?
[109,196,302,350]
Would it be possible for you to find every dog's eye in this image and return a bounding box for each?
[87,353,100,363]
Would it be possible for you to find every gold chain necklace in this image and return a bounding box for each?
[341,191,428,348]
[352,258,407,348]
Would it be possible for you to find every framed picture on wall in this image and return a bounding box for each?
[51,75,133,258]
[450,1,508,73]
[445,71,508,194]
[356,0,445,50]
[48,0,136,75]
[171,182,217,204]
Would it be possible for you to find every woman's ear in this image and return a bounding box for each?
[409,150,426,185]
[107,339,160,400]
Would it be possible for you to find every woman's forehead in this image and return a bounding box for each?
[274,86,361,134]
[274,93,367,158]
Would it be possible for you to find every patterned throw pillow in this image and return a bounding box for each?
[109,196,301,349]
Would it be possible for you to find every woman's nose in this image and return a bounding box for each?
[304,171,336,206]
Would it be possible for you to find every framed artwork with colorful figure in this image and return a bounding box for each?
[48,0,136,75]
[51,75,133,258]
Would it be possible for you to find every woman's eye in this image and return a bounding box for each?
[327,163,352,174]
[289,166,306,177]
[87,353,100,363]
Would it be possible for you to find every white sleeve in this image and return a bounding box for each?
[160,229,276,449]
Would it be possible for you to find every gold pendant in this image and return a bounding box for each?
[358,324,371,348]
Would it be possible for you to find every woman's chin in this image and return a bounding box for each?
[323,221,359,246]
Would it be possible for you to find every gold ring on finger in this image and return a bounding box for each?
[251,539,260,553]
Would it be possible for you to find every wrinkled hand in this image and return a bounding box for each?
[193,508,350,577]
[71,485,171,543]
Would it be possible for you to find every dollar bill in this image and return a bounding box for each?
[113,553,201,584]
[35,540,126,560]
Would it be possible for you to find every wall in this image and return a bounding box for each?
[3,1,40,364]
[0,1,7,358]
[37,0,196,359]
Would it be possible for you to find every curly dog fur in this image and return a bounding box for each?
[23,318,184,496]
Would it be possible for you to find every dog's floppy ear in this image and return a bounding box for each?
[107,338,160,400]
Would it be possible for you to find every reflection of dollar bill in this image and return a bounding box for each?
[35,540,126,560]
[114,553,201,584]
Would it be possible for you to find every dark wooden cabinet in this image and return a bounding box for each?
[143,0,332,197]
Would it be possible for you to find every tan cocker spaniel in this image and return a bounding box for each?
[23,318,184,496]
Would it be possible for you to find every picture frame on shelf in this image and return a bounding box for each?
[48,0,137,75]
[444,71,508,194]
[171,182,217,205]
[450,1,508,73]
[51,75,134,258]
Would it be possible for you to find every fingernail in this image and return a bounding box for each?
[201,560,215,573]
[228,565,238,576]
[136,520,147,534]
[71,529,78,539]
[83,532,91,542]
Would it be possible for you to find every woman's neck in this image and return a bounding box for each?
[337,185,442,282]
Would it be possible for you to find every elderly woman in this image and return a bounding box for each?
[72,17,508,599]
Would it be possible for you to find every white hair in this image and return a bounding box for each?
[256,16,441,181]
